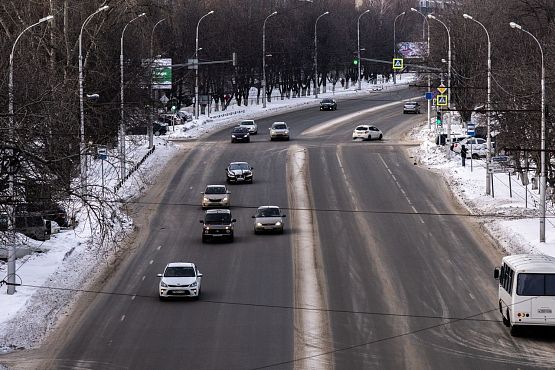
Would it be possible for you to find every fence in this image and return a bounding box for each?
[114,145,156,192]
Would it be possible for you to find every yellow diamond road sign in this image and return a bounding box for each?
[437,83,447,94]
[392,58,403,70]
[436,94,448,106]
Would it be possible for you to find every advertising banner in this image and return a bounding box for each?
[150,58,172,89]
[396,42,428,59]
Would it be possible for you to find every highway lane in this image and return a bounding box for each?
[4,85,555,369]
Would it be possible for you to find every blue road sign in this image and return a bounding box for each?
[467,123,476,137]
[425,92,433,100]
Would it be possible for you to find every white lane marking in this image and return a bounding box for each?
[149,260,154,265]
[301,96,422,137]
[156,245,162,251]
[131,295,136,301]
[120,315,126,322]
[287,145,333,370]
[379,154,425,224]
[142,276,146,281]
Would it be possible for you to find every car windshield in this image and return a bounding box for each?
[232,127,247,133]
[405,102,417,106]
[230,163,250,170]
[205,213,232,224]
[256,208,281,217]
[205,186,226,194]
[273,124,287,130]
[355,126,368,131]
[241,121,254,125]
[164,266,195,277]
[322,99,333,103]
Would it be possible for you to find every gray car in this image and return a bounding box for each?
[270,122,290,141]
[252,206,286,234]
[403,101,421,114]
[201,185,230,209]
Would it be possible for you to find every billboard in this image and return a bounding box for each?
[396,42,428,59]
[149,58,172,89]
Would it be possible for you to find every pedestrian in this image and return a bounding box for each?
[460,145,468,167]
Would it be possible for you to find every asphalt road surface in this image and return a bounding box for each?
[4,86,555,369]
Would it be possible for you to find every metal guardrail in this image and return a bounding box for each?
[208,109,246,120]
[114,145,156,192]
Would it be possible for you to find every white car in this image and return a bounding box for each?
[158,262,202,300]
[352,125,383,141]
[253,206,286,234]
[201,185,230,209]
[270,122,290,141]
[452,137,488,158]
[239,119,258,134]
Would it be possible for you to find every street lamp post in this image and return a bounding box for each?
[428,14,451,153]
[411,7,431,130]
[510,21,546,242]
[149,18,166,149]
[262,11,277,108]
[393,11,405,84]
[357,9,370,90]
[79,5,109,198]
[7,14,54,295]
[463,14,492,195]
[195,10,214,119]
[120,13,146,181]
[314,11,329,98]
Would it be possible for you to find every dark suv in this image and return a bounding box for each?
[320,98,337,111]
[200,209,236,243]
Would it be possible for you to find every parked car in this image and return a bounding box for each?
[252,206,286,234]
[157,262,202,300]
[435,133,469,146]
[231,126,250,143]
[200,209,236,243]
[226,162,254,184]
[320,98,337,111]
[403,101,421,114]
[352,125,383,141]
[453,137,488,158]
[177,110,193,122]
[270,122,290,141]
[201,185,230,209]
[239,119,258,134]
[126,121,168,136]
[158,113,183,125]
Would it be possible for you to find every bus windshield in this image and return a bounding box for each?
[516,273,555,296]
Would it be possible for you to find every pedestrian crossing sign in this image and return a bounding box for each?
[392,58,403,70]
[436,94,448,106]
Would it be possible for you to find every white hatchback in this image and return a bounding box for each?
[239,119,258,134]
[352,125,383,141]
[158,262,203,300]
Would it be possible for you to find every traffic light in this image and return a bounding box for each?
[353,58,359,66]
[436,111,442,126]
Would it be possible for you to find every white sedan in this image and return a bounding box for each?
[352,125,383,141]
[239,119,258,134]
[158,262,203,300]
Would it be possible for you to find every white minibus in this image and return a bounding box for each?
[494,254,555,336]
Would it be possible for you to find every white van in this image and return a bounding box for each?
[494,254,555,336]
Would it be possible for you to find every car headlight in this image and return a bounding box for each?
[285,130,289,134]
[225,226,230,230]
[256,222,263,227]
[246,133,249,136]
[204,226,210,230]
[190,281,197,287]
[160,281,168,287]
[231,135,236,138]
[203,197,209,202]
[222,197,228,202]
[275,221,282,226]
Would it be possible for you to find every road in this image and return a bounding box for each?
[4,86,555,369]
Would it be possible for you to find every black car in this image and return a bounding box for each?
[231,126,250,143]
[200,209,236,243]
[320,98,337,111]
[226,162,254,184]
[127,121,168,136]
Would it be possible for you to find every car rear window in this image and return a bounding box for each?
[355,126,368,131]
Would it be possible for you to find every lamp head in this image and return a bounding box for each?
[40,15,54,22]
[463,13,472,20]
[324,11,330,15]
[509,21,521,29]
[208,10,215,15]
[272,11,277,16]
[139,12,146,17]
[410,8,417,12]
[99,5,109,12]
[364,9,370,14]
[400,11,406,15]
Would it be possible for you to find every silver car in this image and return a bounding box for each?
[201,185,230,209]
[270,122,290,141]
[253,206,286,234]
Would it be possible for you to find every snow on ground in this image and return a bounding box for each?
[1,74,553,353]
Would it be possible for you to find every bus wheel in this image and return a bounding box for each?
[510,324,520,337]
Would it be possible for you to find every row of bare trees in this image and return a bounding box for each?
[0,0,553,243]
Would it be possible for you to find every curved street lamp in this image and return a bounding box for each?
[79,5,109,197]
[510,21,546,242]
[195,10,214,118]
[314,11,329,98]
[120,13,146,180]
[7,14,54,296]
[357,10,370,90]
[262,11,277,108]
[411,7,431,129]
[393,11,405,84]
